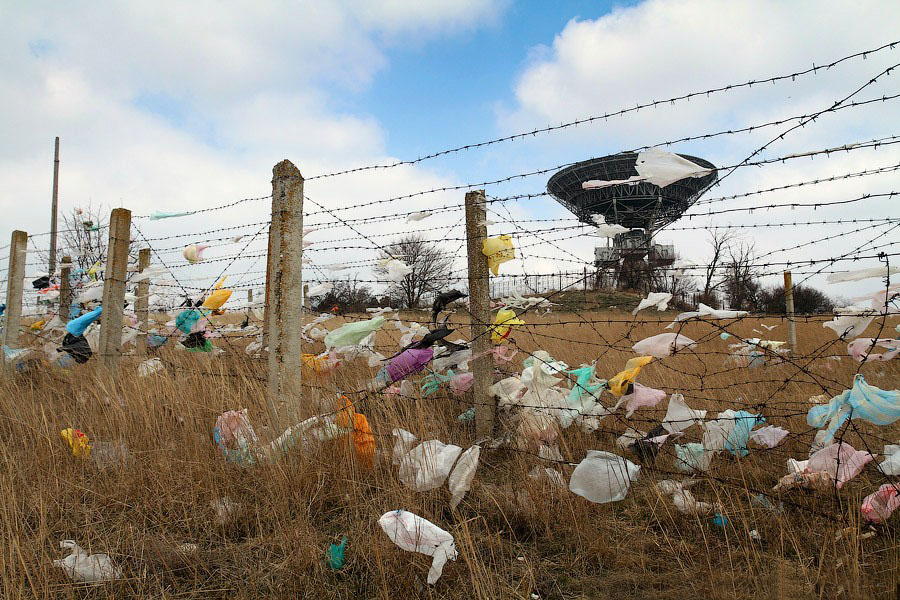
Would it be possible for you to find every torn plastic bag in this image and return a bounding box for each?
[656,480,717,515]
[823,309,874,339]
[569,450,640,504]
[53,540,121,583]
[182,244,208,264]
[213,409,259,465]
[399,440,463,491]
[431,290,466,323]
[805,442,875,488]
[807,374,900,444]
[448,445,480,508]
[702,411,738,452]
[848,337,900,362]
[490,308,524,344]
[378,510,457,585]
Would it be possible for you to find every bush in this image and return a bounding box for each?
[756,284,834,314]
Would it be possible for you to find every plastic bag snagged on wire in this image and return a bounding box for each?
[182,244,208,264]
[378,510,457,584]
[324,316,385,351]
[482,235,515,275]
[662,393,707,434]
[398,440,463,491]
[749,425,789,448]
[632,292,672,315]
[607,356,653,397]
[53,540,121,583]
[881,444,900,475]
[66,306,102,336]
[490,308,524,344]
[569,450,640,504]
[632,332,696,358]
[614,383,666,418]
[847,338,900,362]
[807,374,900,444]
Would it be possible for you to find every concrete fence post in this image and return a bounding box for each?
[136,248,151,354]
[98,208,131,374]
[783,271,798,353]
[464,189,494,439]
[2,230,27,351]
[59,255,72,321]
[266,160,304,429]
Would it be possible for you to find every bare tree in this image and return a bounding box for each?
[56,204,110,271]
[722,240,759,310]
[375,234,454,309]
[700,228,736,308]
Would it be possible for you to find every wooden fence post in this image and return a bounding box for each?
[464,189,494,439]
[1,230,27,350]
[783,271,798,353]
[136,248,151,354]
[98,208,131,374]
[59,255,72,322]
[266,160,304,429]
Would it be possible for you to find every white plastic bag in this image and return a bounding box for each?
[661,393,707,434]
[569,450,640,504]
[53,540,121,583]
[448,445,480,508]
[632,332,696,358]
[137,358,163,377]
[378,510,457,584]
[399,440,463,491]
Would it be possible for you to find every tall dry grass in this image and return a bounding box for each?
[0,310,898,599]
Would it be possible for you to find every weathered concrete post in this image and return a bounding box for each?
[783,271,798,353]
[262,212,277,352]
[98,208,131,373]
[58,255,72,322]
[266,160,304,429]
[464,190,494,439]
[1,231,27,350]
[136,248,151,354]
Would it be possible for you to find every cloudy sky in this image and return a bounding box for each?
[2,0,899,307]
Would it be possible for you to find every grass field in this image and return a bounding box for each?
[1,309,898,599]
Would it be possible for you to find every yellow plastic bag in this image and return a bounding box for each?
[201,288,233,310]
[491,308,524,344]
[60,428,92,459]
[607,356,654,397]
[482,235,515,275]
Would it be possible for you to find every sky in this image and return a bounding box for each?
[1,0,899,311]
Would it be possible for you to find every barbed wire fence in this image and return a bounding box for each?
[1,39,899,531]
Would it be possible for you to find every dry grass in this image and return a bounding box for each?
[1,310,899,599]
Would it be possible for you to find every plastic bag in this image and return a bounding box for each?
[378,510,457,584]
[182,244,208,264]
[324,316,385,351]
[661,393,707,434]
[490,308,524,344]
[724,411,765,458]
[399,440,463,491]
[807,374,900,444]
[880,444,900,475]
[614,383,666,417]
[631,292,672,315]
[392,429,417,465]
[861,484,900,524]
[65,305,102,336]
[201,288,232,310]
[448,445,480,508]
[607,356,653,397]
[137,358,163,377]
[749,425,789,448]
[569,450,640,504]
[632,332,696,358]
[213,409,259,465]
[60,428,91,459]
[482,235,515,275]
[53,540,121,582]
